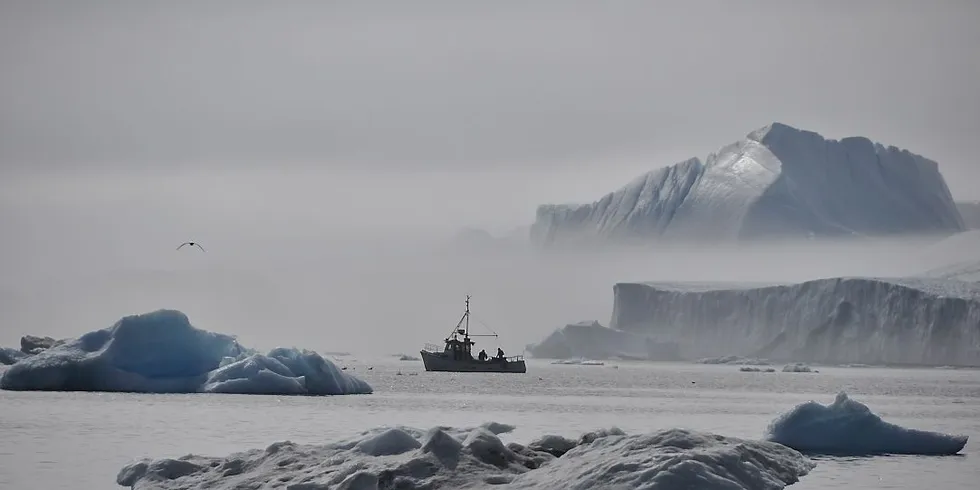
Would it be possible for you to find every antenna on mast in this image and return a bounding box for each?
[464,294,471,336]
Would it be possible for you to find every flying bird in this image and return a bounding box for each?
[177,242,205,252]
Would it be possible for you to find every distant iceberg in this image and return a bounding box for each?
[527,320,680,361]
[766,392,968,456]
[532,122,964,246]
[956,201,980,230]
[0,309,371,396]
[917,229,980,281]
[117,423,814,490]
[610,277,980,367]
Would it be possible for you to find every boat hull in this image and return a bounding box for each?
[420,350,526,373]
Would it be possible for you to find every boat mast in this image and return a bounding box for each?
[464,295,470,337]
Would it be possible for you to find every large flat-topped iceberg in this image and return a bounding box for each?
[532,122,965,246]
[610,277,980,366]
[0,309,372,395]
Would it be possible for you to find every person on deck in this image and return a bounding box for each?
[496,347,505,359]
[478,349,487,361]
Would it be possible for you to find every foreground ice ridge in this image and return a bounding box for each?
[610,276,980,366]
[766,392,968,456]
[0,309,372,395]
[531,122,964,246]
[116,423,814,490]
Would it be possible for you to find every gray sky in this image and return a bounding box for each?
[1,1,978,351]
[2,1,978,188]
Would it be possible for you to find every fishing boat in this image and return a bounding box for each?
[420,296,526,373]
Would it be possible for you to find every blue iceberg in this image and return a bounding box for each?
[0,309,371,396]
[765,392,967,455]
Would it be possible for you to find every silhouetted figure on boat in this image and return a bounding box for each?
[497,347,505,359]
[478,349,488,361]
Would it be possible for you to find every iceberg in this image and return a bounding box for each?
[956,201,980,229]
[0,309,372,395]
[116,423,814,490]
[766,392,968,456]
[610,277,980,367]
[917,229,980,282]
[532,122,964,246]
[526,320,680,361]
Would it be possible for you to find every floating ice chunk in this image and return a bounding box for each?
[698,355,771,365]
[550,358,605,365]
[781,363,815,373]
[0,309,371,396]
[740,366,776,373]
[203,349,372,395]
[766,392,969,455]
[116,424,813,490]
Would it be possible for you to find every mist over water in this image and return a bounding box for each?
[0,166,959,356]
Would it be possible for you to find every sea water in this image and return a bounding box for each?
[1,358,977,489]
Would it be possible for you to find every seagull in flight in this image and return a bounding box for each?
[177,242,206,252]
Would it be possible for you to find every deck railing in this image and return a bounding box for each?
[423,343,442,352]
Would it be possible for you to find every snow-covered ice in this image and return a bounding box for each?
[116,423,814,490]
[610,277,980,366]
[766,392,969,456]
[531,122,964,246]
[0,309,372,396]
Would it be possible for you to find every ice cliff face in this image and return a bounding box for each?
[609,278,980,366]
[532,123,965,246]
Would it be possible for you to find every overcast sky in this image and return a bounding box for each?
[2,1,978,190]
[1,1,978,349]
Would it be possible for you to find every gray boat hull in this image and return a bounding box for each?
[420,350,526,373]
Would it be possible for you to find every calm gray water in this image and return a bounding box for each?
[1,358,978,489]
